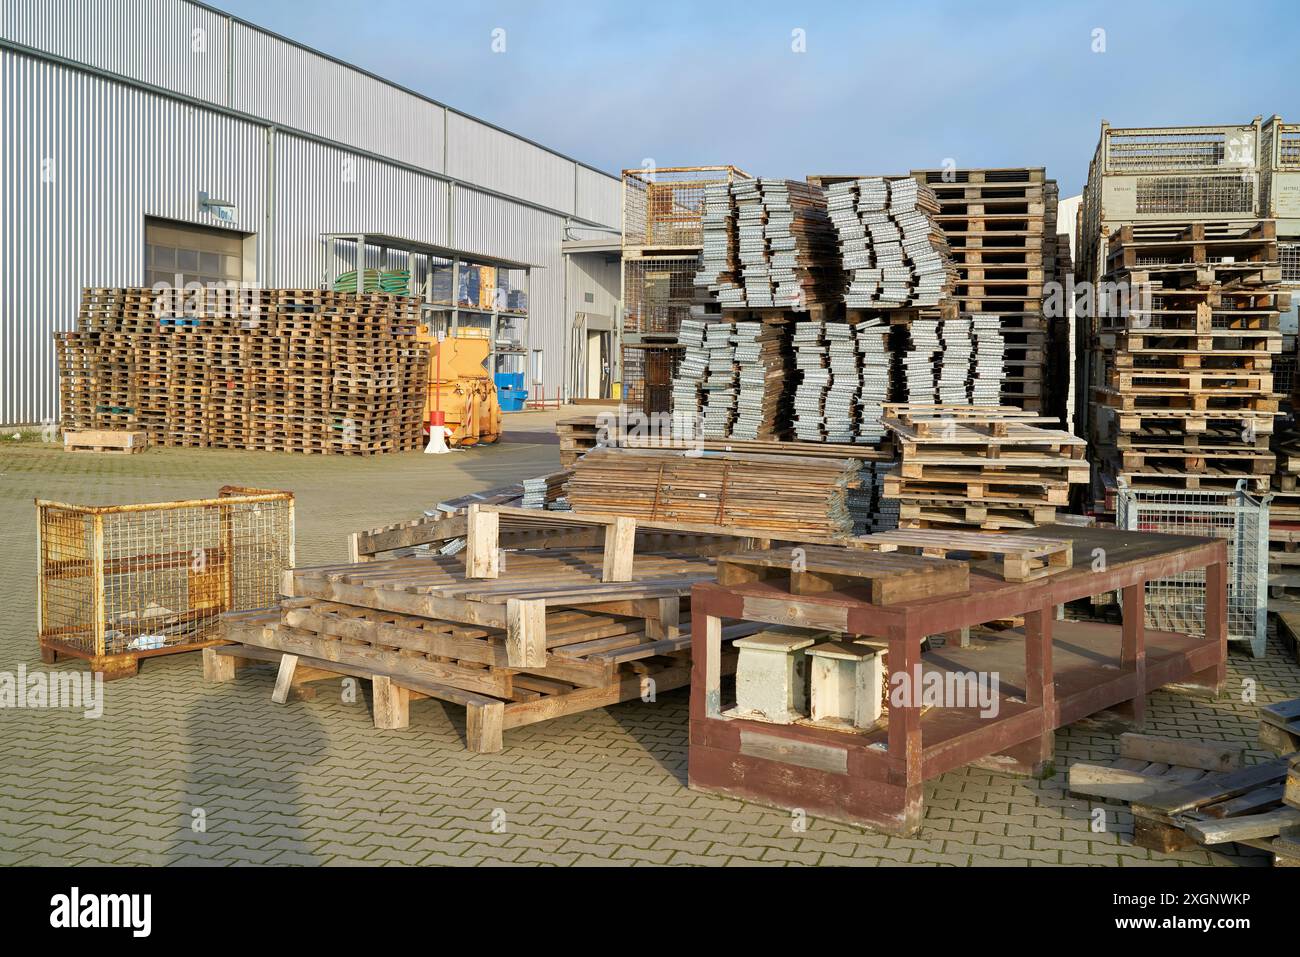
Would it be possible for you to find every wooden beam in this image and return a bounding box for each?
[1118,733,1243,772]
[601,517,637,583]
[271,653,299,705]
[1185,808,1300,845]
[464,504,500,579]
[371,675,410,730]
[506,598,547,668]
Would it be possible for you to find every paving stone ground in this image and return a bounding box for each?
[2,409,1298,867]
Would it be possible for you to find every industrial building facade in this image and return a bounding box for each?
[0,0,623,425]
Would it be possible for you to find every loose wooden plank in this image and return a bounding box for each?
[1184,808,1300,845]
[1139,758,1293,815]
[1118,733,1244,772]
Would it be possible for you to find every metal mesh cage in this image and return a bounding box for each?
[622,166,750,248]
[1281,242,1300,284]
[1134,175,1255,215]
[38,487,294,659]
[623,255,700,336]
[1116,482,1269,657]
[1105,129,1245,172]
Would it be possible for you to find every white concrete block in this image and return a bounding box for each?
[807,641,882,730]
[731,628,818,724]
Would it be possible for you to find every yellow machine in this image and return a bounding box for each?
[415,324,502,446]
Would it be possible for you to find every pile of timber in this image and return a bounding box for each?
[218,542,749,753]
[565,447,863,537]
[1067,707,1300,867]
[1089,220,1285,499]
[881,403,1088,530]
[55,286,427,454]
[825,176,957,308]
[910,167,1055,410]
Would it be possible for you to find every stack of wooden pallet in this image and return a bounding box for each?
[556,415,602,467]
[881,403,1088,530]
[825,176,957,308]
[910,167,1055,411]
[1089,221,1285,496]
[53,286,427,454]
[565,447,863,537]
[217,542,737,753]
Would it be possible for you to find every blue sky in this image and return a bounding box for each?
[215,0,1297,196]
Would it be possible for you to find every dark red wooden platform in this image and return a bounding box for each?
[688,526,1228,834]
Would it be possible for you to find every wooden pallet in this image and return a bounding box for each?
[856,528,1072,582]
[219,556,753,752]
[715,545,969,605]
[63,428,147,454]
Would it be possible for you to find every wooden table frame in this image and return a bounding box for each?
[688,527,1228,834]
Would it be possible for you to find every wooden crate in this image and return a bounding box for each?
[63,429,147,454]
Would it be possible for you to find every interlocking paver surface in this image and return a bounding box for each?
[2,409,1298,866]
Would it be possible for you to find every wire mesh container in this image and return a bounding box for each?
[622,166,750,248]
[623,255,700,337]
[1115,480,1269,657]
[37,486,294,671]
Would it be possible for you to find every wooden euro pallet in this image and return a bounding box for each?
[856,528,1072,582]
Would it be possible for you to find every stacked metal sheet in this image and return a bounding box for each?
[696,183,744,308]
[700,321,737,437]
[938,317,973,403]
[730,319,791,440]
[823,323,861,443]
[671,318,709,416]
[856,319,891,443]
[826,176,956,308]
[792,321,829,441]
[703,178,842,311]
[522,471,572,510]
[902,318,942,401]
[970,313,1004,406]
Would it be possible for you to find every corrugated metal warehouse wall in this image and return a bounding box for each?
[0,0,621,424]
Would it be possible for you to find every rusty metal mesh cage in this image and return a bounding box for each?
[38,487,294,658]
[622,166,750,248]
[623,255,700,336]
[1105,129,1240,172]
[1134,175,1255,215]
